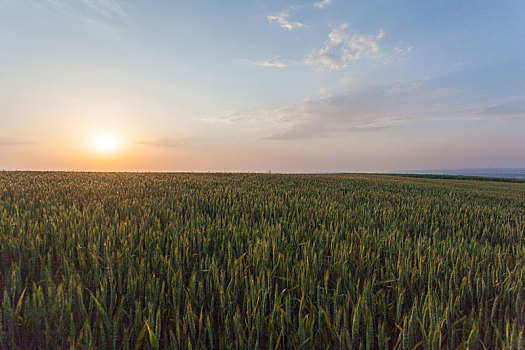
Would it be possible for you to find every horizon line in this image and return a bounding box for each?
[0,167,523,174]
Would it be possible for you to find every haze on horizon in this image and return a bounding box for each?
[1,0,524,172]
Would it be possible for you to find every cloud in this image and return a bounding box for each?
[314,0,332,9]
[136,138,184,148]
[477,103,525,117]
[209,110,275,124]
[340,76,361,87]
[81,17,118,32]
[267,12,305,30]
[394,46,413,55]
[213,84,435,139]
[211,81,525,141]
[79,0,125,17]
[40,0,126,18]
[263,123,391,140]
[306,24,385,70]
[0,137,34,147]
[452,99,525,121]
[262,85,430,139]
[252,56,288,68]
[318,88,332,98]
[44,0,66,11]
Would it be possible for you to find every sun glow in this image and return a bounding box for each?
[92,133,119,154]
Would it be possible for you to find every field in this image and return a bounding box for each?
[0,172,524,349]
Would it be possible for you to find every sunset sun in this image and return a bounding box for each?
[92,133,119,154]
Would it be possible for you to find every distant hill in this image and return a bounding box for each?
[394,168,525,179]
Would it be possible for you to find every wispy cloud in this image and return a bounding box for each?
[43,0,66,11]
[267,12,305,31]
[136,138,185,148]
[213,84,429,137]
[394,46,413,55]
[252,56,288,68]
[340,76,361,87]
[0,137,34,147]
[314,0,332,9]
[318,88,332,98]
[306,24,385,70]
[261,84,427,139]
[210,82,525,140]
[451,99,525,121]
[40,0,126,18]
[79,0,125,18]
[81,17,118,32]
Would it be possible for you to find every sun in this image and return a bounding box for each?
[92,133,119,154]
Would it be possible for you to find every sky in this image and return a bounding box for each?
[0,0,524,172]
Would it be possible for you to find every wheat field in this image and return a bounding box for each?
[1,172,524,349]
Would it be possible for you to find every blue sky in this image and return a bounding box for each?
[0,0,523,171]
